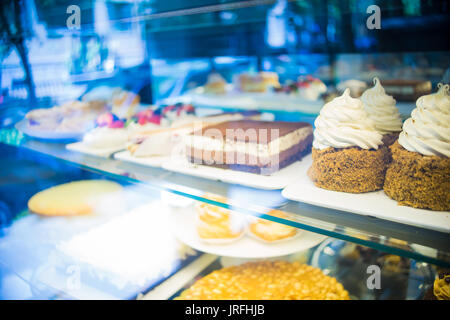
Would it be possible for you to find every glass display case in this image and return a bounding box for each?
[0,0,449,300]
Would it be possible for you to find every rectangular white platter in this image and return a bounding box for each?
[281,155,450,233]
[162,157,308,190]
[114,150,171,168]
[66,142,125,158]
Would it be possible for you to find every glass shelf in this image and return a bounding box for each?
[1,128,449,269]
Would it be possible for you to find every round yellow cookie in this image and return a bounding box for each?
[28,180,122,216]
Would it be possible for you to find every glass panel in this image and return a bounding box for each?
[0,0,449,300]
[1,137,448,270]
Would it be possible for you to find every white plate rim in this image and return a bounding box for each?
[66,142,125,158]
[162,157,308,190]
[281,155,450,233]
[114,150,172,168]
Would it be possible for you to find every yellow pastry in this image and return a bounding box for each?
[248,210,298,242]
[177,261,350,300]
[195,194,245,243]
[28,180,122,216]
[434,271,450,300]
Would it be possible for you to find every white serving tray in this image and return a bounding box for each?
[169,206,327,259]
[162,157,309,190]
[282,155,450,233]
[66,141,125,158]
[114,150,171,168]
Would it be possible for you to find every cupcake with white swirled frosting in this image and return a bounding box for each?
[384,83,450,211]
[361,77,403,146]
[308,88,390,193]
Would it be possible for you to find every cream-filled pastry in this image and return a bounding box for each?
[248,210,298,243]
[195,194,246,243]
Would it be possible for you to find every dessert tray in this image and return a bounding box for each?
[282,155,450,233]
[162,157,308,190]
[169,205,328,259]
[114,150,170,168]
[15,119,85,141]
[66,142,125,158]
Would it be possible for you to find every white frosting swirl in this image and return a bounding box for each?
[398,83,450,157]
[313,88,383,150]
[361,77,403,134]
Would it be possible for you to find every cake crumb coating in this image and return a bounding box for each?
[383,141,450,211]
[308,146,390,193]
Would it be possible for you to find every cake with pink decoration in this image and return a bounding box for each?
[276,75,327,101]
[82,112,129,149]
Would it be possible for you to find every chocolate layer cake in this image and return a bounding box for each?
[185,120,313,175]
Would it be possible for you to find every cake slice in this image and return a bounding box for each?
[185,120,313,175]
[127,111,261,157]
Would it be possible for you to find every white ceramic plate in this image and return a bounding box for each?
[66,142,125,158]
[162,157,309,190]
[15,119,85,140]
[282,155,450,233]
[114,150,171,168]
[169,206,327,259]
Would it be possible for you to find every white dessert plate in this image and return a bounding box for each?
[66,141,125,158]
[162,157,308,190]
[114,150,171,168]
[282,155,450,233]
[169,206,327,259]
[15,119,85,140]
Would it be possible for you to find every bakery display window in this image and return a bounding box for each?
[0,0,449,300]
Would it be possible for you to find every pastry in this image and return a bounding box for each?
[176,261,350,300]
[161,103,196,123]
[186,120,313,175]
[82,113,129,148]
[127,128,174,157]
[25,100,107,132]
[380,79,432,102]
[125,108,170,133]
[111,90,140,119]
[383,84,450,211]
[234,72,280,92]
[204,72,227,94]
[28,180,122,216]
[248,210,298,242]
[308,88,389,193]
[195,194,246,243]
[361,77,403,146]
[277,75,327,101]
[127,111,261,158]
[424,270,450,300]
[433,271,450,300]
[337,79,367,98]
